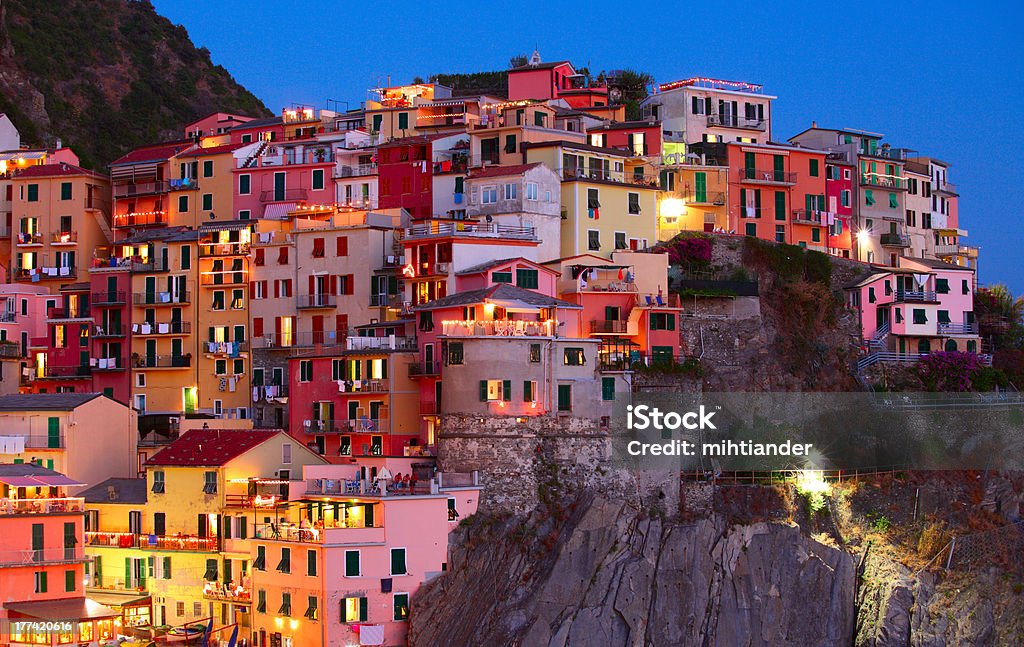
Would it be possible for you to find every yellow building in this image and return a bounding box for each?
[172,142,241,226]
[523,141,659,258]
[82,429,326,634]
[10,163,111,291]
[656,142,730,239]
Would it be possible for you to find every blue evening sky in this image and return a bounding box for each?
[153,0,1023,293]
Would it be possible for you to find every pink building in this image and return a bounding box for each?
[0,463,118,646]
[507,54,608,108]
[0,283,54,368]
[249,460,481,647]
[233,139,336,221]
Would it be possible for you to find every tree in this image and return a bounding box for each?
[509,54,529,69]
[607,69,654,120]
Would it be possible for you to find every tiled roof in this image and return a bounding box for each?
[146,429,283,467]
[109,141,194,167]
[509,60,572,71]
[901,257,974,272]
[467,163,543,179]
[117,226,199,245]
[12,163,106,180]
[79,478,148,504]
[416,283,581,311]
[0,463,66,477]
[177,143,244,158]
[454,257,520,276]
[230,116,283,130]
[588,120,660,132]
[0,393,105,411]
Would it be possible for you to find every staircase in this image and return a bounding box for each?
[867,322,890,350]
[240,141,268,169]
[93,209,115,245]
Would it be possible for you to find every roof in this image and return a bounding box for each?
[146,429,283,467]
[117,226,199,245]
[901,257,975,272]
[177,142,244,158]
[417,283,581,311]
[522,139,636,157]
[230,116,283,130]
[789,125,884,141]
[4,598,118,621]
[455,256,554,277]
[0,392,105,412]
[467,163,543,179]
[0,463,82,488]
[588,120,660,132]
[86,591,151,608]
[509,60,573,72]
[110,140,194,167]
[79,477,148,504]
[11,163,106,181]
[844,270,895,290]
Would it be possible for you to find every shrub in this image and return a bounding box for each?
[916,351,985,392]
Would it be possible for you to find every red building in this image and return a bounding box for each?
[507,55,609,108]
[825,153,854,257]
[377,136,435,220]
[586,120,662,156]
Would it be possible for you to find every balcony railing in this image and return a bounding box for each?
[935,244,978,259]
[0,343,21,358]
[404,222,536,240]
[302,418,389,434]
[736,168,797,184]
[895,290,937,302]
[297,294,337,309]
[441,320,556,337]
[680,191,726,205]
[933,181,958,195]
[859,175,904,190]
[93,357,125,371]
[203,584,251,604]
[880,233,910,247]
[38,365,91,379]
[84,531,140,548]
[369,293,402,307]
[112,180,172,198]
[0,497,84,516]
[50,231,78,244]
[92,324,126,338]
[139,534,218,552]
[202,340,249,354]
[791,209,825,225]
[113,211,168,228]
[131,354,192,369]
[91,291,127,305]
[259,189,308,203]
[47,305,89,319]
[938,322,979,335]
[0,546,86,568]
[706,114,767,130]
[334,164,377,178]
[590,320,629,334]
[337,379,389,393]
[252,522,384,544]
[133,291,190,305]
[19,266,77,281]
[199,242,251,257]
[133,321,191,335]
[408,361,440,377]
[346,335,417,351]
[15,232,42,245]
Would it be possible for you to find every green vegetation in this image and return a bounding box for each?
[0,0,270,168]
[742,237,832,286]
[430,70,509,97]
[975,284,1024,386]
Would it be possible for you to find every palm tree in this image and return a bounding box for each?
[984,284,1024,325]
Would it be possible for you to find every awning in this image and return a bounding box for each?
[199,220,252,233]
[262,203,297,219]
[5,597,119,621]
[486,298,543,313]
[87,591,152,608]
[0,474,84,487]
[0,151,47,161]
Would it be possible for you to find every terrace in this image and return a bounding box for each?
[441,319,556,337]
[0,497,84,516]
[403,221,536,241]
[735,167,797,185]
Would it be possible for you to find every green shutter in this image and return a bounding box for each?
[308,550,317,576]
[667,314,676,331]
[398,112,409,129]
[60,182,73,200]
[695,172,707,202]
[124,557,131,586]
[557,384,571,411]
[363,503,374,528]
[27,184,39,202]
[602,377,615,401]
[32,523,44,552]
[809,159,819,177]
[345,551,360,576]
[502,380,511,402]
[164,556,171,579]
[743,152,755,175]
[479,380,488,402]
[47,417,61,448]
[775,192,786,220]
[773,155,785,181]
[391,549,406,575]
[523,381,533,402]
[178,195,188,213]
[359,597,368,622]
[65,569,75,591]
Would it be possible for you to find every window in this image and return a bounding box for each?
[888,193,898,209]
[27,184,39,202]
[343,597,368,623]
[913,309,927,325]
[504,183,517,200]
[523,380,536,402]
[390,548,407,575]
[204,558,218,581]
[526,182,538,200]
[962,280,970,295]
[745,222,757,237]
[557,384,572,412]
[152,471,165,493]
[203,471,217,494]
[936,278,950,294]
[394,593,410,621]
[516,269,539,289]
[60,182,73,200]
[307,549,317,576]
[277,547,291,573]
[299,360,313,382]
[628,192,640,214]
[212,290,225,310]
[809,159,819,177]
[202,160,214,177]
[534,111,545,127]
[65,569,76,592]
[254,546,266,571]
[446,341,464,365]
[602,377,615,401]
[481,186,497,204]
[864,190,874,206]
[587,188,600,209]
[178,195,189,213]
[563,347,585,366]
[215,359,227,376]
[812,228,821,243]
[312,237,325,257]
[650,312,676,331]
[491,270,512,284]
[529,343,541,363]
[34,571,47,593]
[588,230,601,251]
[239,174,251,195]
[312,169,325,190]
[282,443,292,465]
[336,236,348,256]
[398,112,409,129]
[303,595,319,621]
[279,592,292,617]
[448,497,459,522]
[344,550,360,577]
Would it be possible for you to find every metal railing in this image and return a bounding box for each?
[706,114,767,130]
[47,305,89,319]
[138,535,218,552]
[346,335,417,351]
[0,497,84,515]
[91,291,127,305]
[895,290,936,302]
[39,365,91,379]
[14,232,42,245]
[736,168,797,184]
[92,324,126,338]
[259,189,308,203]
[791,209,825,225]
[334,164,377,178]
[112,180,172,198]
[93,357,125,371]
[84,531,140,548]
[680,191,726,205]
[199,242,251,257]
[859,175,904,189]
[0,546,85,568]
[404,222,536,240]
[880,233,910,247]
[408,361,440,377]
[0,343,21,358]
[938,322,979,335]
[113,211,168,228]
[301,418,390,434]
[133,291,190,305]
[297,294,337,309]
[50,231,78,244]
[590,320,629,334]
[133,321,191,335]
[131,354,192,369]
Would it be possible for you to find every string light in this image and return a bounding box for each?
[657,77,763,94]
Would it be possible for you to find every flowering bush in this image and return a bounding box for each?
[664,235,713,267]
[916,351,983,392]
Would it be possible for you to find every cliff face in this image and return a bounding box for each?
[0,0,270,167]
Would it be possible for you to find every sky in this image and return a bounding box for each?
[153,0,1023,293]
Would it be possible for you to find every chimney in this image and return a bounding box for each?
[811,121,817,129]
[56,138,62,149]
[106,485,118,501]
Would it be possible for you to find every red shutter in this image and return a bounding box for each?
[253,317,264,338]
[285,280,292,297]
[278,247,288,264]
[308,275,316,297]
[336,315,348,337]
[274,280,280,298]
[345,275,354,295]
[275,316,282,337]
[330,275,338,295]
[336,236,348,256]
[249,282,257,299]
[313,238,325,257]
[255,248,265,265]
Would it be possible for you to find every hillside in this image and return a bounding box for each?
[0,0,270,168]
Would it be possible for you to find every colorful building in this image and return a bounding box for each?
[656,141,730,237]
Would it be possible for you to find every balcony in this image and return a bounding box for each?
[131,354,192,369]
[200,272,248,287]
[680,191,726,206]
[559,167,661,188]
[38,365,91,379]
[346,335,417,352]
[334,164,377,178]
[736,168,797,185]
[791,209,825,225]
[133,321,191,336]
[199,242,251,257]
[129,258,170,273]
[0,546,86,568]
[590,320,629,334]
[935,244,978,259]
[91,291,127,305]
[93,357,126,371]
[50,231,78,245]
[138,534,218,552]
[14,232,42,246]
[706,114,767,131]
[302,418,389,434]
[297,294,337,309]
[253,522,384,545]
[408,361,440,378]
[203,583,251,605]
[880,233,911,247]
[18,266,77,281]
[202,340,249,354]
[112,180,172,198]
[859,175,905,190]
[933,181,958,196]
[369,293,402,308]
[133,291,190,306]
[259,189,308,203]
[404,222,536,241]
[938,322,979,335]
[113,211,168,228]
[47,304,89,319]
[0,497,84,516]
[0,343,21,358]
[92,324,126,338]
[441,320,556,337]
[84,531,140,548]
[338,379,390,394]
[895,290,937,303]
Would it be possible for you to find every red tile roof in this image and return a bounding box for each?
[109,141,195,167]
[177,143,244,158]
[467,162,543,179]
[146,429,283,467]
[12,163,107,180]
